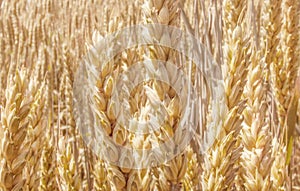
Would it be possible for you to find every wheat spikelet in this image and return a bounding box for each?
[56,44,85,190]
[222,0,249,109]
[260,0,282,81]
[262,1,287,190]
[87,9,155,189]
[282,0,300,148]
[91,47,153,190]
[0,0,299,190]
[222,0,246,46]
[0,70,5,108]
[292,71,300,189]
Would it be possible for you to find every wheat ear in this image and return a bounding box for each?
[201,0,249,189]
[238,46,274,190]
[141,0,190,190]
[0,69,32,190]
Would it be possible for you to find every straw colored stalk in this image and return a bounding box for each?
[0,70,32,191]
[238,47,274,190]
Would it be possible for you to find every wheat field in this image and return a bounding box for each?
[0,0,299,190]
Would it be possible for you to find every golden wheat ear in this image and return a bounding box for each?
[0,69,33,190]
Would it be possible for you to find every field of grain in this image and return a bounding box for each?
[0,0,299,190]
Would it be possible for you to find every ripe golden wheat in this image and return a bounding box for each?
[0,0,299,190]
